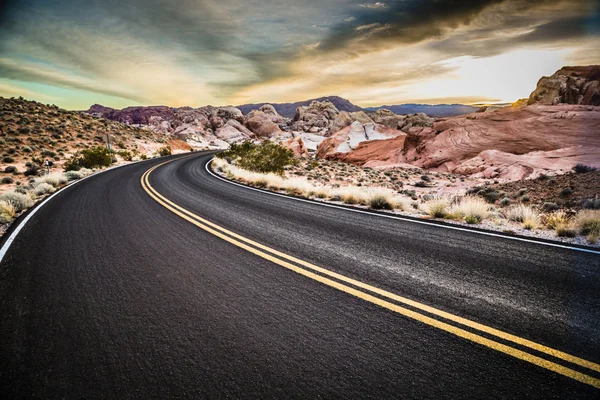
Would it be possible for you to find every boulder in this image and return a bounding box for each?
[293,100,340,134]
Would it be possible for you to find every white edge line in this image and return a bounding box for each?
[0,158,159,264]
[205,158,600,256]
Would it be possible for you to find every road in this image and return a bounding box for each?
[1,151,599,399]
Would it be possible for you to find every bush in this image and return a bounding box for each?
[33,182,55,196]
[499,197,511,207]
[544,211,569,230]
[541,202,559,212]
[4,166,17,173]
[556,223,577,238]
[65,171,83,181]
[1,176,14,184]
[464,215,481,224]
[422,197,450,218]
[573,164,597,173]
[0,190,33,211]
[219,141,295,175]
[3,156,14,163]
[369,195,393,210]
[24,163,41,176]
[574,210,600,238]
[157,146,172,157]
[64,147,113,171]
[117,150,133,161]
[560,187,573,197]
[0,200,15,223]
[35,172,67,188]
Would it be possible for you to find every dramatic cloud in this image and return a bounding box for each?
[0,0,598,108]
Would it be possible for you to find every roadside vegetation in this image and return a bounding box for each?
[216,140,296,175]
[213,155,600,246]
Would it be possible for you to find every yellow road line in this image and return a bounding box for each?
[141,157,600,389]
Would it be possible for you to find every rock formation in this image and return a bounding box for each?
[528,66,600,106]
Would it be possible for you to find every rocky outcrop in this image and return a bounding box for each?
[293,100,340,134]
[330,111,374,133]
[528,66,600,106]
[245,104,289,137]
[316,121,406,159]
[318,104,600,180]
[282,137,309,158]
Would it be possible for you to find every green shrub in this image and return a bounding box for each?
[464,215,481,224]
[219,141,295,175]
[369,195,393,210]
[3,156,14,163]
[1,176,14,184]
[117,150,133,161]
[157,146,172,157]
[560,187,573,197]
[575,210,600,237]
[573,164,597,173]
[64,147,113,171]
[4,166,18,174]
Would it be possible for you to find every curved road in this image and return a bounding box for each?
[1,151,599,398]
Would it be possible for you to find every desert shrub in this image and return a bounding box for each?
[117,150,133,161]
[0,190,33,211]
[573,164,597,173]
[65,171,83,181]
[1,176,14,184]
[33,182,55,196]
[35,172,67,187]
[3,156,14,163]
[422,196,450,218]
[520,194,530,202]
[420,175,431,182]
[24,163,40,176]
[574,210,600,238]
[414,180,428,188]
[157,146,172,157]
[221,141,295,175]
[506,204,540,230]
[544,211,570,230]
[556,223,577,238]
[0,200,16,223]
[4,166,18,174]
[480,188,500,203]
[450,196,490,223]
[499,197,511,207]
[560,187,573,197]
[64,146,113,170]
[582,198,600,210]
[369,195,393,210]
[541,202,559,212]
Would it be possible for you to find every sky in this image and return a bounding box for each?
[0,0,598,109]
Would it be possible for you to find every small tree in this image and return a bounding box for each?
[158,146,172,157]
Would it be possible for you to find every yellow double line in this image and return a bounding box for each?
[141,156,600,389]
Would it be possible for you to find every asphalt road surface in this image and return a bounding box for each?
[1,151,599,399]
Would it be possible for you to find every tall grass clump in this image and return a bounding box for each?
[506,204,540,229]
[449,196,490,224]
[0,190,34,212]
[0,200,16,223]
[574,210,600,242]
[422,196,450,218]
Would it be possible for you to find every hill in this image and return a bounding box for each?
[236,96,363,118]
[364,104,479,117]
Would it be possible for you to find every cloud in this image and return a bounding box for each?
[359,2,388,10]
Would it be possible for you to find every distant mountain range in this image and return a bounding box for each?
[236,96,363,118]
[237,96,479,118]
[363,104,480,117]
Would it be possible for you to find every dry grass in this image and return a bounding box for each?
[34,172,68,188]
[543,211,570,230]
[0,200,15,223]
[574,210,600,242]
[449,196,491,223]
[0,190,34,212]
[421,196,450,218]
